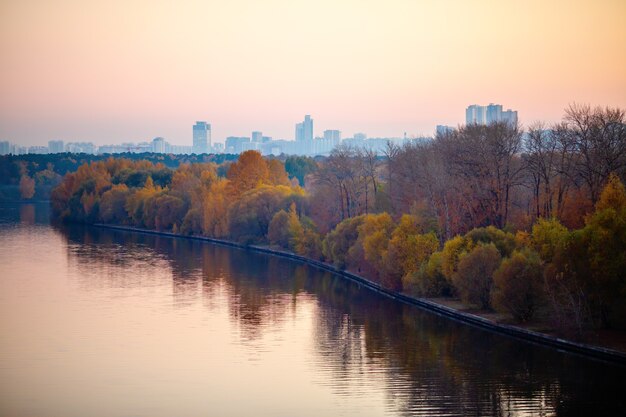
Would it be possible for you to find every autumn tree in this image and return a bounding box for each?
[154,194,187,231]
[322,215,365,269]
[228,185,303,244]
[268,209,291,248]
[201,178,230,237]
[530,218,569,262]
[454,243,502,309]
[99,184,130,223]
[492,249,545,322]
[384,215,439,291]
[267,159,291,186]
[348,213,393,284]
[227,150,270,196]
[407,252,450,296]
[578,174,626,327]
[124,176,162,226]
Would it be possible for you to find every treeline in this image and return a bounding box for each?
[309,104,626,236]
[50,105,626,335]
[0,152,240,201]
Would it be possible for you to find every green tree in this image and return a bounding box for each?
[454,243,502,309]
[581,174,626,327]
[284,156,317,186]
[322,215,365,269]
[492,249,545,322]
[268,209,291,249]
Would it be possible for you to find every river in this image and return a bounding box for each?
[0,202,624,416]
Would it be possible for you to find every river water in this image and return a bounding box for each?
[0,202,624,417]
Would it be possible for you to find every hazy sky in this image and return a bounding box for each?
[1,0,625,146]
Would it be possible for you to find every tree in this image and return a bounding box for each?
[202,178,229,237]
[267,159,291,186]
[294,217,323,260]
[405,251,450,296]
[578,174,626,327]
[124,176,166,227]
[228,185,302,244]
[268,210,291,249]
[313,145,372,220]
[227,150,270,196]
[564,104,626,204]
[465,226,516,258]
[440,235,471,286]
[530,218,569,262]
[154,194,187,231]
[440,123,525,229]
[322,215,365,269]
[385,215,439,289]
[285,156,317,187]
[492,249,544,322]
[356,213,395,287]
[286,203,304,251]
[525,123,567,219]
[454,243,502,309]
[99,184,130,223]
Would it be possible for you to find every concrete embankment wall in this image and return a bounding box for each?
[94,223,626,366]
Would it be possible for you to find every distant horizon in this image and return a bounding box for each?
[0,102,611,148]
[1,0,625,146]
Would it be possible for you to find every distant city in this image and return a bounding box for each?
[0,103,518,157]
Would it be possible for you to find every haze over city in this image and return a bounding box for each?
[1,0,625,146]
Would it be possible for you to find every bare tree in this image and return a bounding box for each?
[565,104,626,203]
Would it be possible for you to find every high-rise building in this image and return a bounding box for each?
[466,105,486,125]
[0,141,10,155]
[193,121,211,154]
[48,140,64,153]
[225,136,250,154]
[323,130,341,142]
[501,109,518,126]
[466,104,517,126]
[28,146,49,154]
[486,104,503,125]
[436,125,455,136]
[66,142,96,154]
[152,137,166,153]
[251,131,263,143]
[295,115,313,141]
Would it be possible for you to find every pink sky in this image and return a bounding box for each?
[1,0,625,146]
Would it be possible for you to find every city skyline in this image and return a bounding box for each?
[1,0,625,146]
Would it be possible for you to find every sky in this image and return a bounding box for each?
[0,0,625,146]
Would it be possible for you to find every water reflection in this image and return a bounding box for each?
[53,223,626,417]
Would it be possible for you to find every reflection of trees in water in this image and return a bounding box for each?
[59,224,626,416]
[306,273,626,416]
[58,225,308,341]
[57,224,175,291]
[19,204,35,224]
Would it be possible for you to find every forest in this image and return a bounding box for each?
[49,105,626,337]
[0,151,238,201]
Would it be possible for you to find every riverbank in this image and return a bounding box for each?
[94,222,626,366]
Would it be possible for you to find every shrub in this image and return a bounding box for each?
[492,249,544,322]
[453,243,501,309]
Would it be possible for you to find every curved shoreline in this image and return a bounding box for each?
[93,222,626,366]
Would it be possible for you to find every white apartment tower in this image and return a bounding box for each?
[193,121,211,154]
